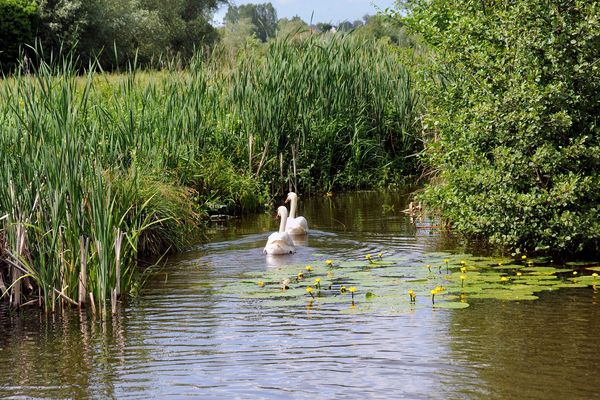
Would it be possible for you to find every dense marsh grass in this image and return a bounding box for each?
[0,34,418,314]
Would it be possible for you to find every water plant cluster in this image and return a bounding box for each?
[0,35,418,313]
[224,253,600,312]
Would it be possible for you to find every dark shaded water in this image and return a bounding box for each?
[1,191,599,399]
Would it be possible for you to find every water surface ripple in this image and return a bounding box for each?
[1,191,598,399]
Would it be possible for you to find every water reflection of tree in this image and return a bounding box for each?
[446,290,600,399]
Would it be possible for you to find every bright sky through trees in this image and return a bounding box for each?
[213,0,397,25]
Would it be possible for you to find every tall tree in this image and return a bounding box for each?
[35,0,225,69]
[276,16,308,39]
[224,2,277,42]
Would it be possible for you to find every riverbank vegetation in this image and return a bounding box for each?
[396,0,600,256]
[0,32,419,314]
[1,0,598,315]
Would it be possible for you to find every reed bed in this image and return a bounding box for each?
[0,34,419,315]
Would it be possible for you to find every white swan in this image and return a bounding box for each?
[263,206,296,255]
[285,192,309,235]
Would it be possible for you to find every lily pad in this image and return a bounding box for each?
[433,301,470,309]
[566,261,599,267]
[218,252,594,314]
[492,264,525,270]
[521,266,572,275]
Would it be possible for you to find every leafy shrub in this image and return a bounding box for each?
[401,0,600,256]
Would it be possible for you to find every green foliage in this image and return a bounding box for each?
[227,35,420,191]
[224,2,277,42]
[354,14,414,46]
[221,252,598,311]
[35,0,225,69]
[0,0,37,72]
[276,16,309,40]
[0,35,418,312]
[400,0,600,256]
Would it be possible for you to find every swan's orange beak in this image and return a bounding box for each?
[284,197,290,204]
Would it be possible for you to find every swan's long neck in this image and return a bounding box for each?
[289,197,298,219]
[278,208,288,233]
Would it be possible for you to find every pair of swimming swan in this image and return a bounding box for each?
[263,192,308,255]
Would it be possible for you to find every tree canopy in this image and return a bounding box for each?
[224,2,277,42]
[0,0,37,72]
[1,0,226,71]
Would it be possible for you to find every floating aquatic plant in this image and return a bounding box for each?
[306,286,314,299]
[218,252,600,314]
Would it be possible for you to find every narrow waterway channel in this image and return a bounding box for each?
[1,191,598,399]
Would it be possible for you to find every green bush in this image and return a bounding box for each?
[401,0,600,256]
[0,0,37,72]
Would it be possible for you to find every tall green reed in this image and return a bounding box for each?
[0,34,418,314]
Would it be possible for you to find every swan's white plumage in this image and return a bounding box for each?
[264,206,295,255]
[285,192,309,235]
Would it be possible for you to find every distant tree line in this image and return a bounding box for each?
[0,0,225,72]
[219,3,412,54]
[0,0,410,73]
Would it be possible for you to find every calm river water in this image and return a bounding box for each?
[1,191,599,399]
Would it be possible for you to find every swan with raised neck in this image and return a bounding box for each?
[285,192,309,235]
[263,206,296,255]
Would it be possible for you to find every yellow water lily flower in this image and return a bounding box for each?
[258,281,265,287]
[315,278,321,284]
[427,264,432,272]
[325,259,333,266]
[521,255,527,260]
[378,252,383,258]
[297,272,304,280]
[592,273,598,279]
[305,265,313,272]
[460,266,467,273]
[443,259,449,264]
[516,272,522,276]
[572,271,578,275]
[408,290,416,302]
[500,276,509,282]
[365,254,372,261]
[306,286,315,298]
[349,286,356,300]
[460,274,466,280]
[340,286,347,293]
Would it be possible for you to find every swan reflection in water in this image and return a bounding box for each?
[265,253,296,268]
[290,234,308,247]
